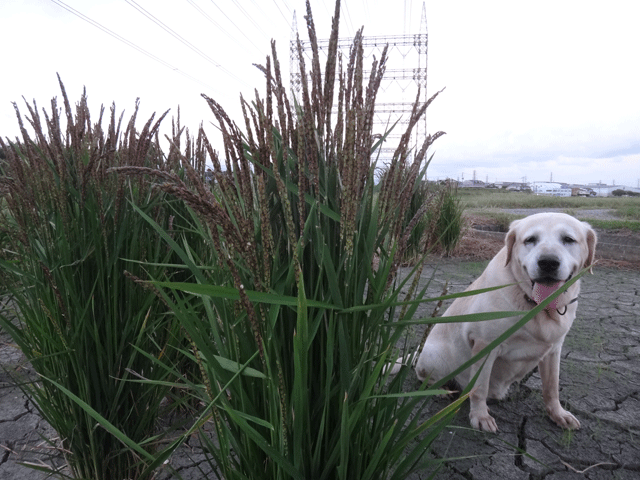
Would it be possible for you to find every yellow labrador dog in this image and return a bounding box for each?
[410,212,596,432]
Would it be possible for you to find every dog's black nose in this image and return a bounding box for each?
[538,256,560,273]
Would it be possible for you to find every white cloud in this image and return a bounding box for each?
[2,0,639,187]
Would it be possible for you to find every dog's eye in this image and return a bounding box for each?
[562,236,576,244]
[524,235,537,245]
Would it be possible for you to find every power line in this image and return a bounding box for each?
[126,0,219,67]
[277,0,294,18]
[247,0,291,45]
[270,0,290,24]
[193,0,266,55]
[341,1,356,37]
[225,0,271,41]
[361,0,370,20]
[317,0,332,22]
[126,0,250,87]
[185,0,234,41]
[50,0,221,92]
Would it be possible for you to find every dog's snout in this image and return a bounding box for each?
[538,256,560,273]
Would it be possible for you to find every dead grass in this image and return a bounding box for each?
[445,216,640,271]
[449,227,503,261]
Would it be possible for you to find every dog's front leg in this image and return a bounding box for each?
[468,340,500,432]
[539,345,580,429]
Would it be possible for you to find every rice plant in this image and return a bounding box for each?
[0,1,562,478]
[434,182,464,255]
[0,77,197,479]
[115,1,475,478]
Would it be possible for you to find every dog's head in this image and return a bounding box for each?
[505,213,597,303]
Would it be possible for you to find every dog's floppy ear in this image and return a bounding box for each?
[583,222,597,273]
[505,219,520,266]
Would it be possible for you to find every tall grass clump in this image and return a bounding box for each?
[434,182,464,255]
[0,77,193,479]
[395,178,464,261]
[115,1,471,478]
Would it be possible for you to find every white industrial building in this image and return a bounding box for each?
[587,184,640,197]
[531,182,572,196]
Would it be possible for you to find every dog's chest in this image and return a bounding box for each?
[500,333,556,364]
[501,316,570,363]
[523,311,575,345]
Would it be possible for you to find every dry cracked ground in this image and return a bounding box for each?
[401,261,640,480]
[1,246,639,479]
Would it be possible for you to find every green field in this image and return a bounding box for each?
[458,188,640,231]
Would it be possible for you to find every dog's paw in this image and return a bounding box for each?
[549,408,580,430]
[470,410,498,433]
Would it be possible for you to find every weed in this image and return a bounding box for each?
[558,424,576,448]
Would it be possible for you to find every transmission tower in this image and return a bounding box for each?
[290,2,429,164]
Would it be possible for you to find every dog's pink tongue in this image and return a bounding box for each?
[532,281,563,309]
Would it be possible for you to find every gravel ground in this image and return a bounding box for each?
[500,208,623,221]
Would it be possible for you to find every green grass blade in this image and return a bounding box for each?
[37,375,155,462]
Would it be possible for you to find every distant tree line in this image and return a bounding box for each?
[612,189,640,197]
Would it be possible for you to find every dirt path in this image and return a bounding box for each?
[466,207,628,222]
[458,208,640,270]
[500,208,624,221]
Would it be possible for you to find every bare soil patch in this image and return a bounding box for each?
[453,209,640,271]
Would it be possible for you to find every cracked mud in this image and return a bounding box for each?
[1,261,639,479]
[401,261,640,480]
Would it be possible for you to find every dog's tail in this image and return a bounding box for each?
[384,358,404,376]
[383,352,418,375]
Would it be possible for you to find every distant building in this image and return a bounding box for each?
[588,183,640,197]
[587,184,625,197]
[570,187,596,197]
[461,180,485,188]
[505,183,531,192]
[532,182,571,197]
[437,178,459,187]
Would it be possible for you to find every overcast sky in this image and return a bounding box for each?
[2,0,639,187]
